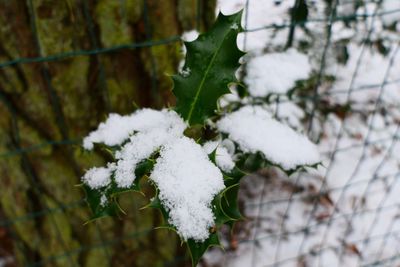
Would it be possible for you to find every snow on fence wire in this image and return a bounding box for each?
[0,0,400,266]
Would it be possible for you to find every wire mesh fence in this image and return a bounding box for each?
[0,0,399,266]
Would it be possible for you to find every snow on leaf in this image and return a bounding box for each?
[173,11,245,125]
[82,109,187,188]
[150,136,225,242]
[83,184,120,220]
[203,141,235,172]
[187,232,221,267]
[114,131,174,188]
[82,163,115,189]
[217,106,320,170]
[83,159,154,221]
[83,109,186,150]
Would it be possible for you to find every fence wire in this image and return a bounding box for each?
[0,0,399,267]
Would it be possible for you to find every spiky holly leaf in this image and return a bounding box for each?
[211,168,245,241]
[187,233,221,267]
[215,168,246,226]
[173,11,245,125]
[213,193,235,227]
[221,184,243,220]
[83,185,121,221]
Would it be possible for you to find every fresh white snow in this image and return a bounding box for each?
[82,164,115,189]
[150,137,225,241]
[217,106,320,170]
[83,109,186,150]
[203,141,235,172]
[82,108,187,188]
[82,109,228,241]
[114,125,184,188]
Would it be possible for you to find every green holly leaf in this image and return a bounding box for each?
[212,169,245,227]
[217,168,246,228]
[207,147,218,164]
[187,232,221,267]
[212,193,234,227]
[223,167,245,187]
[144,192,171,224]
[173,11,245,125]
[221,184,243,221]
[83,185,121,221]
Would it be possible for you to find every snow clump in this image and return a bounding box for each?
[82,109,226,241]
[217,106,320,170]
[151,137,225,241]
[203,141,235,172]
[83,108,185,150]
[82,163,115,189]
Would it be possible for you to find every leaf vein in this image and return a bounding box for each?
[186,29,231,122]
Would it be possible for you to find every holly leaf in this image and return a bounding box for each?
[212,169,245,227]
[144,192,171,224]
[173,11,245,125]
[83,185,121,221]
[187,232,221,267]
[221,184,243,221]
[216,168,246,230]
[223,167,245,187]
[212,193,234,227]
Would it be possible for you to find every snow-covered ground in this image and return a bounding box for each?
[205,0,400,266]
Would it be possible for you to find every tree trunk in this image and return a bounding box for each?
[0,1,215,266]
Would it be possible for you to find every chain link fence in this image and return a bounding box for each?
[1,0,399,266]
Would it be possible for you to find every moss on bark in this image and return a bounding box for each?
[0,1,216,266]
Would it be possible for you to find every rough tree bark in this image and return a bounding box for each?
[0,1,215,266]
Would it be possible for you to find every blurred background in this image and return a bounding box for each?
[1,0,400,267]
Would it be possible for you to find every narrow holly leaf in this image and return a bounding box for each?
[187,233,221,267]
[221,184,243,220]
[212,194,234,227]
[217,168,246,229]
[211,167,245,226]
[208,147,218,164]
[173,11,245,125]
